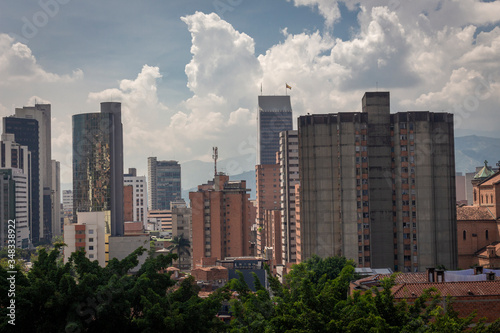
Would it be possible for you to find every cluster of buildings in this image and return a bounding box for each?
[1,91,499,318]
[1,104,60,249]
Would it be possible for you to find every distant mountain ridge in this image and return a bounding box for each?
[454,135,500,174]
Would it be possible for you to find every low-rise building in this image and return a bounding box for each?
[350,267,500,323]
[457,165,500,269]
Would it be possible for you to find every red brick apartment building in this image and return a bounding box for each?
[190,174,253,269]
[457,166,500,269]
[255,164,280,257]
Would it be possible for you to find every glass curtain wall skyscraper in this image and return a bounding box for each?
[73,102,124,236]
[257,96,293,165]
[148,157,181,210]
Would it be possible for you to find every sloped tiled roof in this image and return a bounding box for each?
[376,272,428,284]
[457,206,495,220]
[392,280,500,298]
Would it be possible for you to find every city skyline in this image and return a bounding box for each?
[0,1,499,188]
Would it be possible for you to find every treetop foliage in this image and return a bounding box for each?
[1,249,498,332]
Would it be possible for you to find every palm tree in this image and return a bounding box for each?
[167,235,191,269]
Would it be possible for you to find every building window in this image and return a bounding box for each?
[89,246,94,251]
[88,230,94,234]
[486,230,489,240]
[463,230,466,240]
[89,254,94,259]
[89,238,94,242]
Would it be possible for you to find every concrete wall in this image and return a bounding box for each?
[108,235,149,272]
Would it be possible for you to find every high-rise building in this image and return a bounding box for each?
[62,190,73,212]
[298,92,457,272]
[51,160,61,236]
[10,104,55,242]
[62,190,73,224]
[1,133,32,247]
[124,168,148,227]
[171,199,192,270]
[0,141,32,249]
[3,104,58,243]
[261,209,282,273]
[278,130,299,264]
[190,174,253,268]
[0,168,29,248]
[255,164,280,257]
[123,185,134,222]
[3,117,41,243]
[148,158,181,210]
[257,96,293,165]
[72,102,124,236]
[0,169,15,248]
[294,183,302,263]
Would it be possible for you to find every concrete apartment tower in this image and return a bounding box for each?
[148,158,181,210]
[279,130,300,265]
[257,96,293,165]
[190,174,253,269]
[72,102,124,236]
[298,92,457,272]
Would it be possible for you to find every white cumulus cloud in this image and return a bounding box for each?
[0,34,83,84]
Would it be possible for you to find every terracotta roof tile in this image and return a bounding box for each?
[392,280,500,298]
[457,206,495,220]
[376,272,428,284]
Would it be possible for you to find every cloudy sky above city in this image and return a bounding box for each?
[1,0,499,185]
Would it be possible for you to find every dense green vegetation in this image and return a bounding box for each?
[1,247,499,332]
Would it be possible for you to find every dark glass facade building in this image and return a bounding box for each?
[148,158,181,210]
[148,157,182,210]
[3,117,40,243]
[257,96,293,165]
[73,102,124,236]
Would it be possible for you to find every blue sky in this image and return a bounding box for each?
[1,0,500,184]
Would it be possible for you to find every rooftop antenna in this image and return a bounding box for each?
[212,147,218,176]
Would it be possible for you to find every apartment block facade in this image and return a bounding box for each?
[279,130,300,264]
[255,164,280,256]
[190,174,253,269]
[298,92,457,272]
[124,168,148,227]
